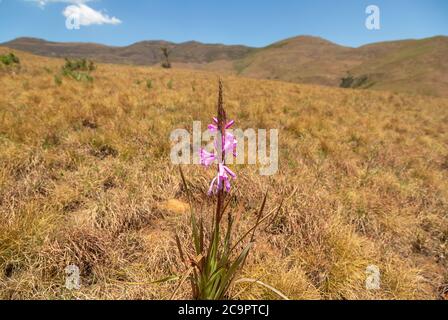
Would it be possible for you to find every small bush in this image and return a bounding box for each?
[61,69,94,83]
[63,58,95,72]
[146,79,153,89]
[167,79,173,89]
[340,72,355,88]
[340,72,371,89]
[70,72,93,83]
[60,58,95,83]
[0,53,20,66]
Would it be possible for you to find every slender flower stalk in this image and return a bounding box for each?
[174,79,279,301]
[199,79,238,223]
[215,79,227,224]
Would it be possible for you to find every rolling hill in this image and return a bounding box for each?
[1,37,254,65]
[2,35,448,97]
[352,36,448,97]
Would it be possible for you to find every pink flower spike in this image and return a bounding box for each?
[200,148,216,167]
[201,115,237,195]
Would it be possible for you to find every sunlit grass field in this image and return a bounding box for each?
[0,48,447,300]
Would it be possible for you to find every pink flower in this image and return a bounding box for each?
[199,117,238,195]
[208,118,235,132]
[208,118,237,157]
[200,148,216,167]
[214,131,237,157]
[207,164,237,195]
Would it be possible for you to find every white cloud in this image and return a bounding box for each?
[63,4,121,26]
[25,0,122,27]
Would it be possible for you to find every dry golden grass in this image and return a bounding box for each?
[0,48,447,300]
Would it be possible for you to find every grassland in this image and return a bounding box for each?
[0,48,447,300]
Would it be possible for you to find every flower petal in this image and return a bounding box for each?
[207,177,217,196]
[225,120,235,129]
[224,166,236,179]
[225,178,231,192]
[200,148,216,167]
[208,124,218,133]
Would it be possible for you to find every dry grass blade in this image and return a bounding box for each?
[170,267,195,300]
[234,278,290,300]
[179,166,193,205]
[266,199,284,232]
[250,191,268,243]
[110,275,180,286]
[175,233,186,265]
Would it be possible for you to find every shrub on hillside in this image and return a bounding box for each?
[63,58,95,72]
[340,72,355,88]
[0,53,20,66]
[60,58,95,83]
[340,72,371,89]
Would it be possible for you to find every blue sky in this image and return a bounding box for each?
[0,0,447,47]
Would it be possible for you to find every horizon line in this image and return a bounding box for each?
[1,34,447,49]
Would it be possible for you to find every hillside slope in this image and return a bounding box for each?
[352,36,448,97]
[233,36,362,86]
[2,35,448,97]
[232,36,448,97]
[1,49,447,300]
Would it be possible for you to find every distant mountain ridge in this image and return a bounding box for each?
[2,35,448,96]
[2,37,254,65]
